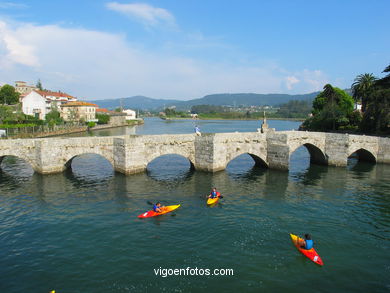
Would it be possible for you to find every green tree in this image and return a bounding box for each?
[360,64,390,134]
[0,84,20,105]
[45,109,63,125]
[0,105,13,124]
[36,79,43,91]
[351,73,377,112]
[96,113,110,124]
[303,84,354,131]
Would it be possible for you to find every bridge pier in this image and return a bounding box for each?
[378,137,390,164]
[112,136,147,174]
[194,134,226,172]
[324,133,349,167]
[266,133,289,171]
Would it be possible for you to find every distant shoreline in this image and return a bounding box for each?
[155,116,305,122]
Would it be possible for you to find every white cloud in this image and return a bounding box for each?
[0,21,39,67]
[0,19,330,100]
[286,76,300,90]
[106,2,175,28]
[0,2,28,9]
[284,69,328,93]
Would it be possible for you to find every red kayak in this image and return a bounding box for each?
[138,204,180,218]
[290,233,324,266]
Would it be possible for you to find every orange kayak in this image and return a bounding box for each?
[138,204,180,218]
[290,233,324,266]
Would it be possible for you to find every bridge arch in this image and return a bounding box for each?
[226,151,268,169]
[289,143,328,165]
[0,154,38,172]
[145,152,195,170]
[64,152,114,169]
[348,148,377,163]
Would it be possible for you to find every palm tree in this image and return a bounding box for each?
[351,73,377,112]
[322,84,338,130]
[375,64,390,89]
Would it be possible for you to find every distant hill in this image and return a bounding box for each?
[89,92,320,111]
[90,95,180,110]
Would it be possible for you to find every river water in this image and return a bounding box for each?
[0,118,389,293]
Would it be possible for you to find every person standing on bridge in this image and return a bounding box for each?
[195,125,201,136]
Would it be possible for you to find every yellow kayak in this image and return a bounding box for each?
[207,197,219,205]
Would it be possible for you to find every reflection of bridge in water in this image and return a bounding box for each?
[0,131,389,175]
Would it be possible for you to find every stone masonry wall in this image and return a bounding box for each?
[0,131,389,175]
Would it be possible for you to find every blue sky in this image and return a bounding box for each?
[0,0,388,100]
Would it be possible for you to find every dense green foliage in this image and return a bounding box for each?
[0,105,43,125]
[276,100,312,118]
[191,100,311,119]
[0,84,20,105]
[351,73,377,112]
[360,65,390,134]
[96,113,110,124]
[191,105,227,114]
[45,109,64,126]
[302,64,390,134]
[302,84,355,131]
[198,112,260,119]
[0,123,37,128]
[163,108,189,118]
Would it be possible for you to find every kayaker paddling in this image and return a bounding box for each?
[298,233,314,250]
[290,233,323,265]
[153,202,164,213]
[208,187,220,199]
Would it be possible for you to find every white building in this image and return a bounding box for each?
[15,81,37,95]
[122,109,137,120]
[21,90,77,119]
[354,103,362,111]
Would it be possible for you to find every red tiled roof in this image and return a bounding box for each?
[61,101,98,107]
[34,90,76,100]
[96,108,109,112]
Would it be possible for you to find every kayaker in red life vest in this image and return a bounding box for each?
[153,202,164,213]
[208,188,220,199]
[298,234,314,250]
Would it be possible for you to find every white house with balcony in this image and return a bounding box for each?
[21,90,78,119]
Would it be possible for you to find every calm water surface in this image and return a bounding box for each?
[0,118,389,293]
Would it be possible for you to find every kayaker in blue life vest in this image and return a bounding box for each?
[208,187,221,199]
[299,233,314,250]
[153,202,164,213]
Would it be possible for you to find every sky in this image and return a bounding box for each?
[0,0,389,100]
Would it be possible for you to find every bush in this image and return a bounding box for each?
[45,110,64,125]
[96,113,110,124]
[87,121,96,128]
[0,123,36,128]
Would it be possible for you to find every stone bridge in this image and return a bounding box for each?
[0,131,389,174]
